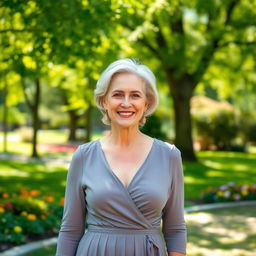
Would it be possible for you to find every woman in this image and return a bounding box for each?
[56,58,187,256]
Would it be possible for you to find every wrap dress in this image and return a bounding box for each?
[56,138,187,256]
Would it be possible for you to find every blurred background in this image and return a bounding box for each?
[0,0,256,255]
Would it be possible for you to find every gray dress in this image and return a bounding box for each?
[56,138,187,256]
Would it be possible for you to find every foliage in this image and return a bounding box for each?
[0,188,63,247]
[141,114,168,141]
[193,109,239,150]
[247,122,256,143]
[200,182,256,203]
[113,0,256,160]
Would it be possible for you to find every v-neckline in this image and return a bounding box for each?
[97,138,156,190]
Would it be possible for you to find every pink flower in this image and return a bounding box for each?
[233,194,241,201]
[5,202,13,210]
[220,185,227,191]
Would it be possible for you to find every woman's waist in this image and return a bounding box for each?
[87,225,161,235]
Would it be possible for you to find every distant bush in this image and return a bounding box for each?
[193,110,239,151]
[200,182,256,203]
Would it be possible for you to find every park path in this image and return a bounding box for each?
[185,206,256,256]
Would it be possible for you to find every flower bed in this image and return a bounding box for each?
[200,182,256,203]
[0,188,64,252]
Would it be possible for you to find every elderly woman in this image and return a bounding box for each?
[56,58,187,256]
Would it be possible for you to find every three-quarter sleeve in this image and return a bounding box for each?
[56,146,86,256]
[162,145,187,254]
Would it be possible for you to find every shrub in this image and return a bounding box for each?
[0,188,64,248]
[141,114,168,141]
[193,110,239,150]
[8,197,48,216]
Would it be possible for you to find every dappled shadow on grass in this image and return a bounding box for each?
[0,159,67,199]
[186,206,256,256]
[183,151,256,199]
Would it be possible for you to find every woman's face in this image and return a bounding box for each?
[103,72,148,129]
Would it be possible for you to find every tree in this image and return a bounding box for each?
[0,0,115,156]
[114,0,256,161]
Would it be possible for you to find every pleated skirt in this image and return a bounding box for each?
[75,227,167,256]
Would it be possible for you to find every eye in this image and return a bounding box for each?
[132,94,141,98]
[113,93,123,97]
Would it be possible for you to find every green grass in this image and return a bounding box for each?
[0,159,67,200]
[1,130,256,200]
[24,246,56,256]
[0,145,256,201]
[184,150,256,199]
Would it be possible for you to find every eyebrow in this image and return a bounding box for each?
[112,90,143,94]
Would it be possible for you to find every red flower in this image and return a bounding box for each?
[5,202,13,210]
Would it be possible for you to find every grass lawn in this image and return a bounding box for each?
[184,150,256,200]
[23,205,256,256]
[0,159,67,200]
[0,130,256,201]
[1,150,256,202]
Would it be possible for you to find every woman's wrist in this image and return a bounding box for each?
[168,252,186,256]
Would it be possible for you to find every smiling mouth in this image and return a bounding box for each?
[117,111,135,118]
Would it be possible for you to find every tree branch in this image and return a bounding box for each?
[121,21,162,59]
[194,0,240,86]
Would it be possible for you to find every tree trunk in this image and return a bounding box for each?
[85,103,93,143]
[3,77,8,153]
[59,87,80,142]
[166,71,197,161]
[31,78,40,158]
[67,110,79,141]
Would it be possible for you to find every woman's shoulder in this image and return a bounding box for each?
[77,139,98,154]
[155,138,181,158]
[71,140,98,160]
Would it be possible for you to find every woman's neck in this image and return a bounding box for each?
[104,125,145,148]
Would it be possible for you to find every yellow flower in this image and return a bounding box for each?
[242,190,249,196]
[0,207,5,213]
[27,214,37,221]
[13,226,22,233]
[2,193,9,198]
[21,211,28,216]
[217,191,224,197]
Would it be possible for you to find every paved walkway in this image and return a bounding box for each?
[186,205,256,256]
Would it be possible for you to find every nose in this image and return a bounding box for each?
[121,96,131,107]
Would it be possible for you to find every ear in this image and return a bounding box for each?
[101,97,107,109]
[144,101,149,110]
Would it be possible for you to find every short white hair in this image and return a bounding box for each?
[94,58,159,126]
